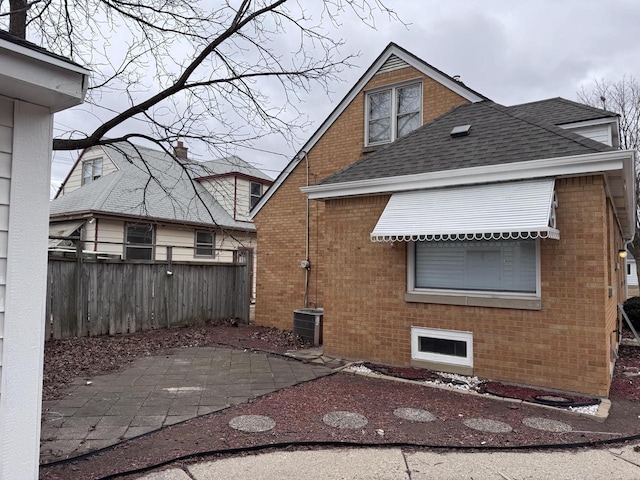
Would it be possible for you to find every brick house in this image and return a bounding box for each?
[251,43,635,397]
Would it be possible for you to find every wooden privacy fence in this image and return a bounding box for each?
[45,258,250,339]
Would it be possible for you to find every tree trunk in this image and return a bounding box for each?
[9,0,28,39]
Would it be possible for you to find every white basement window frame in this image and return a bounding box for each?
[411,327,473,368]
[365,80,422,146]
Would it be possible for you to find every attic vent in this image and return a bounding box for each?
[376,54,410,75]
[450,124,471,137]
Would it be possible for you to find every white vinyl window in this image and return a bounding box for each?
[410,239,539,295]
[82,158,103,185]
[195,231,215,257]
[250,181,263,210]
[366,82,421,145]
[411,327,473,367]
[124,223,154,260]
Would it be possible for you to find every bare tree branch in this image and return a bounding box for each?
[578,76,640,289]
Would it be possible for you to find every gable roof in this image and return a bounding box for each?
[507,97,617,125]
[51,143,270,231]
[249,42,488,219]
[317,101,614,186]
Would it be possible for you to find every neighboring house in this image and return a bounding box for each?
[0,31,88,479]
[51,142,272,299]
[626,253,638,298]
[251,42,635,398]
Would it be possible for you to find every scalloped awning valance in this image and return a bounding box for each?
[371,179,559,243]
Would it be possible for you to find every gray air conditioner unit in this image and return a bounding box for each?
[293,308,323,346]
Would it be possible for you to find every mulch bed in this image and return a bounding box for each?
[39,372,640,480]
[611,344,640,402]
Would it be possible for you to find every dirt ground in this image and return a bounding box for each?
[39,323,640,480]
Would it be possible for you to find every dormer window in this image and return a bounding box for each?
[82,158,103,185]
[250,181,263,210]
[366,82,422,146]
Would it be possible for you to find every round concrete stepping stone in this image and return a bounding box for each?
[393,408,436,423]
[463,418,513,433]
[522,416,572,433]
[322,411,368,429]
[228,415,275,433]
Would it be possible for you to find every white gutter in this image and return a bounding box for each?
[301,150,634,200]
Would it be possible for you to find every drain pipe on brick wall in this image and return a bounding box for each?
[302,151,311,309]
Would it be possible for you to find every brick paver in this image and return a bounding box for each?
[40,346,331,463]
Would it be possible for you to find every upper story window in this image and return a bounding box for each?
[195,231,215,257]
[82,158,103,185]
[250,181,263,210]
[366,82,422,145]
[124,223,154,260]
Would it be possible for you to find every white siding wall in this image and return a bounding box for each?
[61,146,118,196]
[200,178,235,218]
[628,259,638,286]
[84,218,125,257]
[565,124,613,147]
[2,100,54,480]
[0,96,14,399]
[235,178,252,222]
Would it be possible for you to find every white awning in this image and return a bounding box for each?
[48,220,84,248]
[371,179,559,242]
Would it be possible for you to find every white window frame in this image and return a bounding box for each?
[364,80,422,147]
[82,157,103,185]
[411,327,473,368]
[124,223,155,260]
[407,240,542,300]
[250,181,263,210]
[194,230,215,258]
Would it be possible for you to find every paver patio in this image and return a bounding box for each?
[40,346,331,463]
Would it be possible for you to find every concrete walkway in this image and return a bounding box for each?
[40,346,331,462]
[137,446,640,479]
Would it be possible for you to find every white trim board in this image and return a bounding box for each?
[302,150,633,199]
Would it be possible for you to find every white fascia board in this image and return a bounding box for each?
[250,44,485,219]
[389,48,484,103]
[0,46,89,112]
[0,38,90,75]
[557,117,617,129]
[302,150,633,200]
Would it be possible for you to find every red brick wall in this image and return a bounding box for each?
[321,176,616,397]
[254,66,469,329]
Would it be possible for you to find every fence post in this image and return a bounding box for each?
[75,239,83,336]
[165,246,173,328]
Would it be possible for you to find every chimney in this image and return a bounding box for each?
[174,141,188,160]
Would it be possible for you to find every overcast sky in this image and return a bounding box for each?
[50,0,640,196]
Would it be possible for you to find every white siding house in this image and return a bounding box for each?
[51,144,271,299]
[0,31,88,480]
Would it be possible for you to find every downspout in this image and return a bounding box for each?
[302,151,310,308]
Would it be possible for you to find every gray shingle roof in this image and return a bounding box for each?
[320,101,614,185]
[50,143,271,231]
[507,97,617,125]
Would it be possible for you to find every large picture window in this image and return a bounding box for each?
[413,239,538,294]
[82,158,103,185]
[125,223,154,260]
[366,82,421,145]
